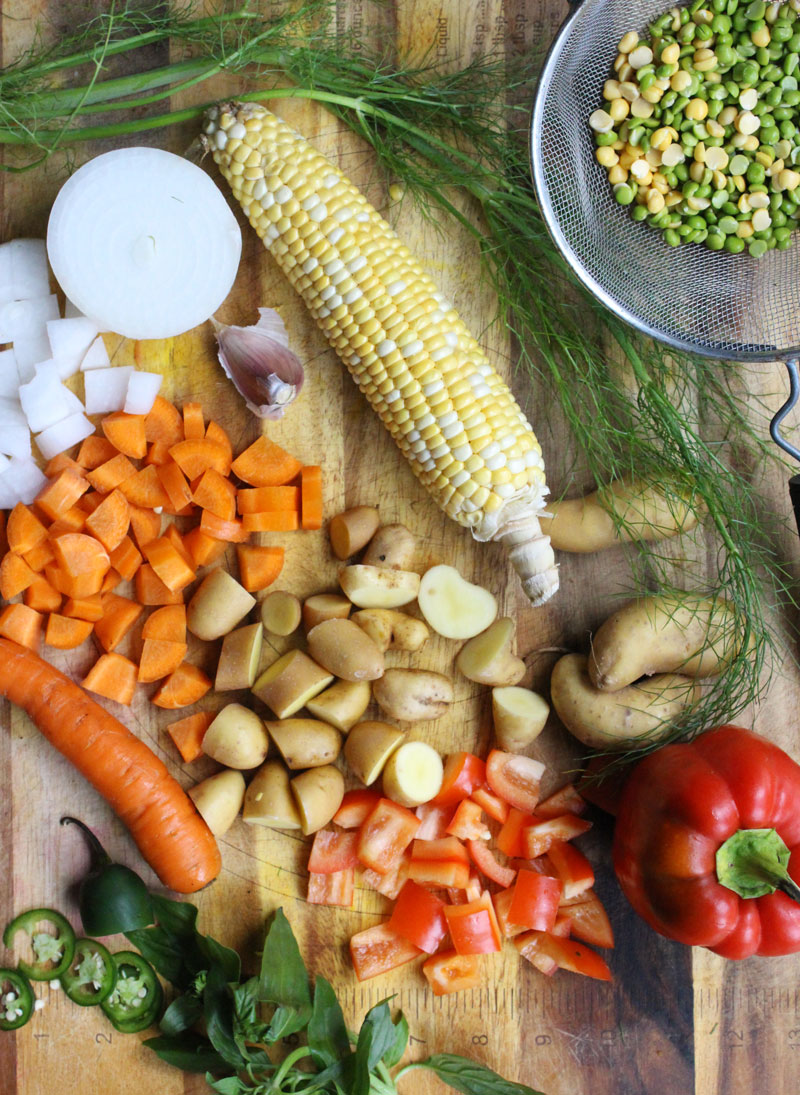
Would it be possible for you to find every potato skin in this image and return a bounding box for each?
[266,718,342,769]
[187,569,256,641]
[361,524,416,570]
[306,618,385,682]
[188,769,246,835]
[202,704,270,769]
[242,760,302,829]
[372,668,453,721]
[291,765,345,834]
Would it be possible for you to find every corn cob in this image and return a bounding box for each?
[203,103,558,605]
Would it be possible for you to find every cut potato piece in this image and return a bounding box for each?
[352,608,429,653]
[202,703,270,769]
[329,505,380,559]
[302,592,352,631]
[252,649,334,718]
[307,617,385,681]
[492,686,550,752]
[243,759,303,829]
[215,622,263,691]
[372,668,453,722]
[188,769,245,836]
[456,617,526,687]
[291,765,345,835]
[266,718,342,770]
[261,590,302,636]
[305,679,371,733]
[344,720,406,785]
[339,564,420,608]
[381,741,444,807]
[187,568,256,641]
[417,564,497,639]
[361,524,416,570]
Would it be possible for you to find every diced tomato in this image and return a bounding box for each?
[349,922,422,981]
[361,854,411,900]
[496,808,536,857]
[507,870,562,932]
[358,798,420,875]
[485,750,545,813]
[535,783,587,819]
[307,869,354,907]
[514,930,612,982]
[471,785,509,824]
[434,752,486,806]
[422,950,482,996]
[334,789,382,829]
[307,829,360,873]
[466,839,517,888]
[447,871,482,906]
[388,880,448,954]
[521,815,592,859]
[493,887,525,939]
[446,800,491,842]
[557,890,614,949]
[409,837,470,889]
[444,891,502,955]
[412,837,470,864]
[547,841,595,900]
[415,801,454,840]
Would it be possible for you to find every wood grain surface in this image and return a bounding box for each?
[2,2,800,1094]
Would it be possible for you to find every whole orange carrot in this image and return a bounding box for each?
[0,638,220,893]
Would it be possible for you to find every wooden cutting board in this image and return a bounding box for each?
[2,1,800,1093]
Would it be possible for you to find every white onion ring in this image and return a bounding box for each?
[47,148,242,340]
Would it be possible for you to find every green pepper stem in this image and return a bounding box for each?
[716,827,800,901]
[60,817,112,867]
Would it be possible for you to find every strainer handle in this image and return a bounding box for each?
[770,358,800,535]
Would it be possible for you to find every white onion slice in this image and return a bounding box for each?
[0,293,59,344]
[0,349,20,398]
[80,336,111,371]
[12,333,53,377]
[83,366,133,414]
[0,396,28,428]
[124,370,162,415]
[47,317,99,378]
[19,364,84,433]
[47,147,242,339]
[0,240,50,306]
[0,424,32,460]
[35,412,94,461]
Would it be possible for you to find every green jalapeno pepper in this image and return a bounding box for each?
[100,951,162,1032]
[2,909,76,982]
[61,938,117,1007]
[0,968,35,1030]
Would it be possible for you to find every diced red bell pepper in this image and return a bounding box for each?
[547,840,595,900]
[415,801,454,840]
[422,950,482,996]
[409,837,470,889]
[493,887,525,939]
[521,815,593,859]
[535,783,587,819]
[466,839,517,888]
[388,880,448,954]
[307,869,354,907]
[471,785,509,824]
[447,872,482,906]
[358,798,420,875]
[333,789,382,829]
[485,749,545,813]
[496,808,536,857]
[361,854,411,900]
[507,870,562,933]
[444,891,502,955]
[446,800,491,842]
[557,890,615,949]
[434,752,486,806]
[349,922,422,981]
[307,829,360,874]
[514,930,612,981]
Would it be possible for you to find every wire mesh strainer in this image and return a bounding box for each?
[530,0,800,518]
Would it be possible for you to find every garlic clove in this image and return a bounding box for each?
[212,307,304,419]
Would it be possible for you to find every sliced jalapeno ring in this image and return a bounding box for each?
[0,968,35,1031]
[2,909,76,982]
[100,951,162,1032]
[61,939,117,1007]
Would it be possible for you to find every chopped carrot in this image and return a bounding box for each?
[144,441,171,466]
[141,604,186,642]
[44,564,71,597]
[76,435,118,469]
[166,711,214,763]
[51,533,110,598]
[0,552,38,599]
[152,662,212,709]
[82,651,138,706]
[44,454,85,479]
[205,421,233,464]
[22,539,55,573]
[138,638,189,683]
[192,468,237,520]
[45,614,94,650]
[300,466,323,530]
[94,593,144,653]
[7,503,49,555]
[85,489,130,553]
[77,491,106,515]
[100,568,122,594]
[230,436,303,486]
[135,564,184,606]
[141,537,196,593]
[237,485,299,514]
[199,510,249,543]
[0,512,7,557]
[183,527,228,569]
[35,468,89,521]
[0,604,43,649]
[118,465,170,510]
[47,506,88,536]
[144,396,184,446]
[156,461,193,513]
[169,438,231,479]
[63,593,105,622]
[24,577,62,614]
[182,402,205,440]
[101,411,147,459]
[128,505,162,550]
[86,453,138,493]
[241,511,299,533]
[164,524,193,567]
[109,536,143,581]
[236,544,285,592]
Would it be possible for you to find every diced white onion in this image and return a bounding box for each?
[0,424,32,460]
[0,456,48,502]
[80,337,110,371]
[35,413,94,461]
[0,349,20,398]
[12,332,52,378]
[124,370,162,414]
[0,397,28,428]
[0,293,59,344]
[83,366,134,414]
[19,364,84,433]
[46,317,99,379]
[0,240,50,307]
[47,147,242,339]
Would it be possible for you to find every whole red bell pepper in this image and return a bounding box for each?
[612,725,800,959]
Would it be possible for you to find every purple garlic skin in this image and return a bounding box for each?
[212,307,304,419]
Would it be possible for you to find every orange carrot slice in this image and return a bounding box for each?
[7,503,49,555]
[230,436,303,487]
[109,536,143,581]
[156,461,193,513]
[63,593,105,622]
[128,505,162,551]
[205,421,233,464]
[199,510,248,542]
[166,711,214,763]
[138,638,189,683]
[43,454,85,479]
[169,439,231,479]
[101,411,147,459]
[300,466,323,530]
[237,485,299,514]
[35,468,89,521]
[135,564,184,606]
[144,441,171,467]
[236,544,285,592]
[182,402,205,440]
[144,396,184,446]
[47,506,88,537]
[76,436,118,470]
[0,552,38,600]
[82,651,138,706]
[94,593,144,653]
[86,453,138,493]
[0,604,43,649]
[182,527,228,569]
[141,537,196,593]
[141,604,187,642]
[45,614,94,650]
[22,539,55,574]
[192,468,236,520]
[241,511,299,533]
[51,533,110,598]
[152,663,212,709]
[24,577,62,615]
[85,489,130,553]
[118,465,171,510]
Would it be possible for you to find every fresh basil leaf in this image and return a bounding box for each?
[259,908,311,1013]
[418,1054,546,1095]
[349,1021,373,1095]
[205,1076,246,1095]
[204,962,248,1070]
[142,1032,228,1073]
[125,926,193,987]
[199,933,241,983]
[233,977,260,1027]
[360,1000,399,1072]
[307,976,350,1068]
[151,894,199,937]
[383,1011,409,1069]
[159,993,204,1036]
